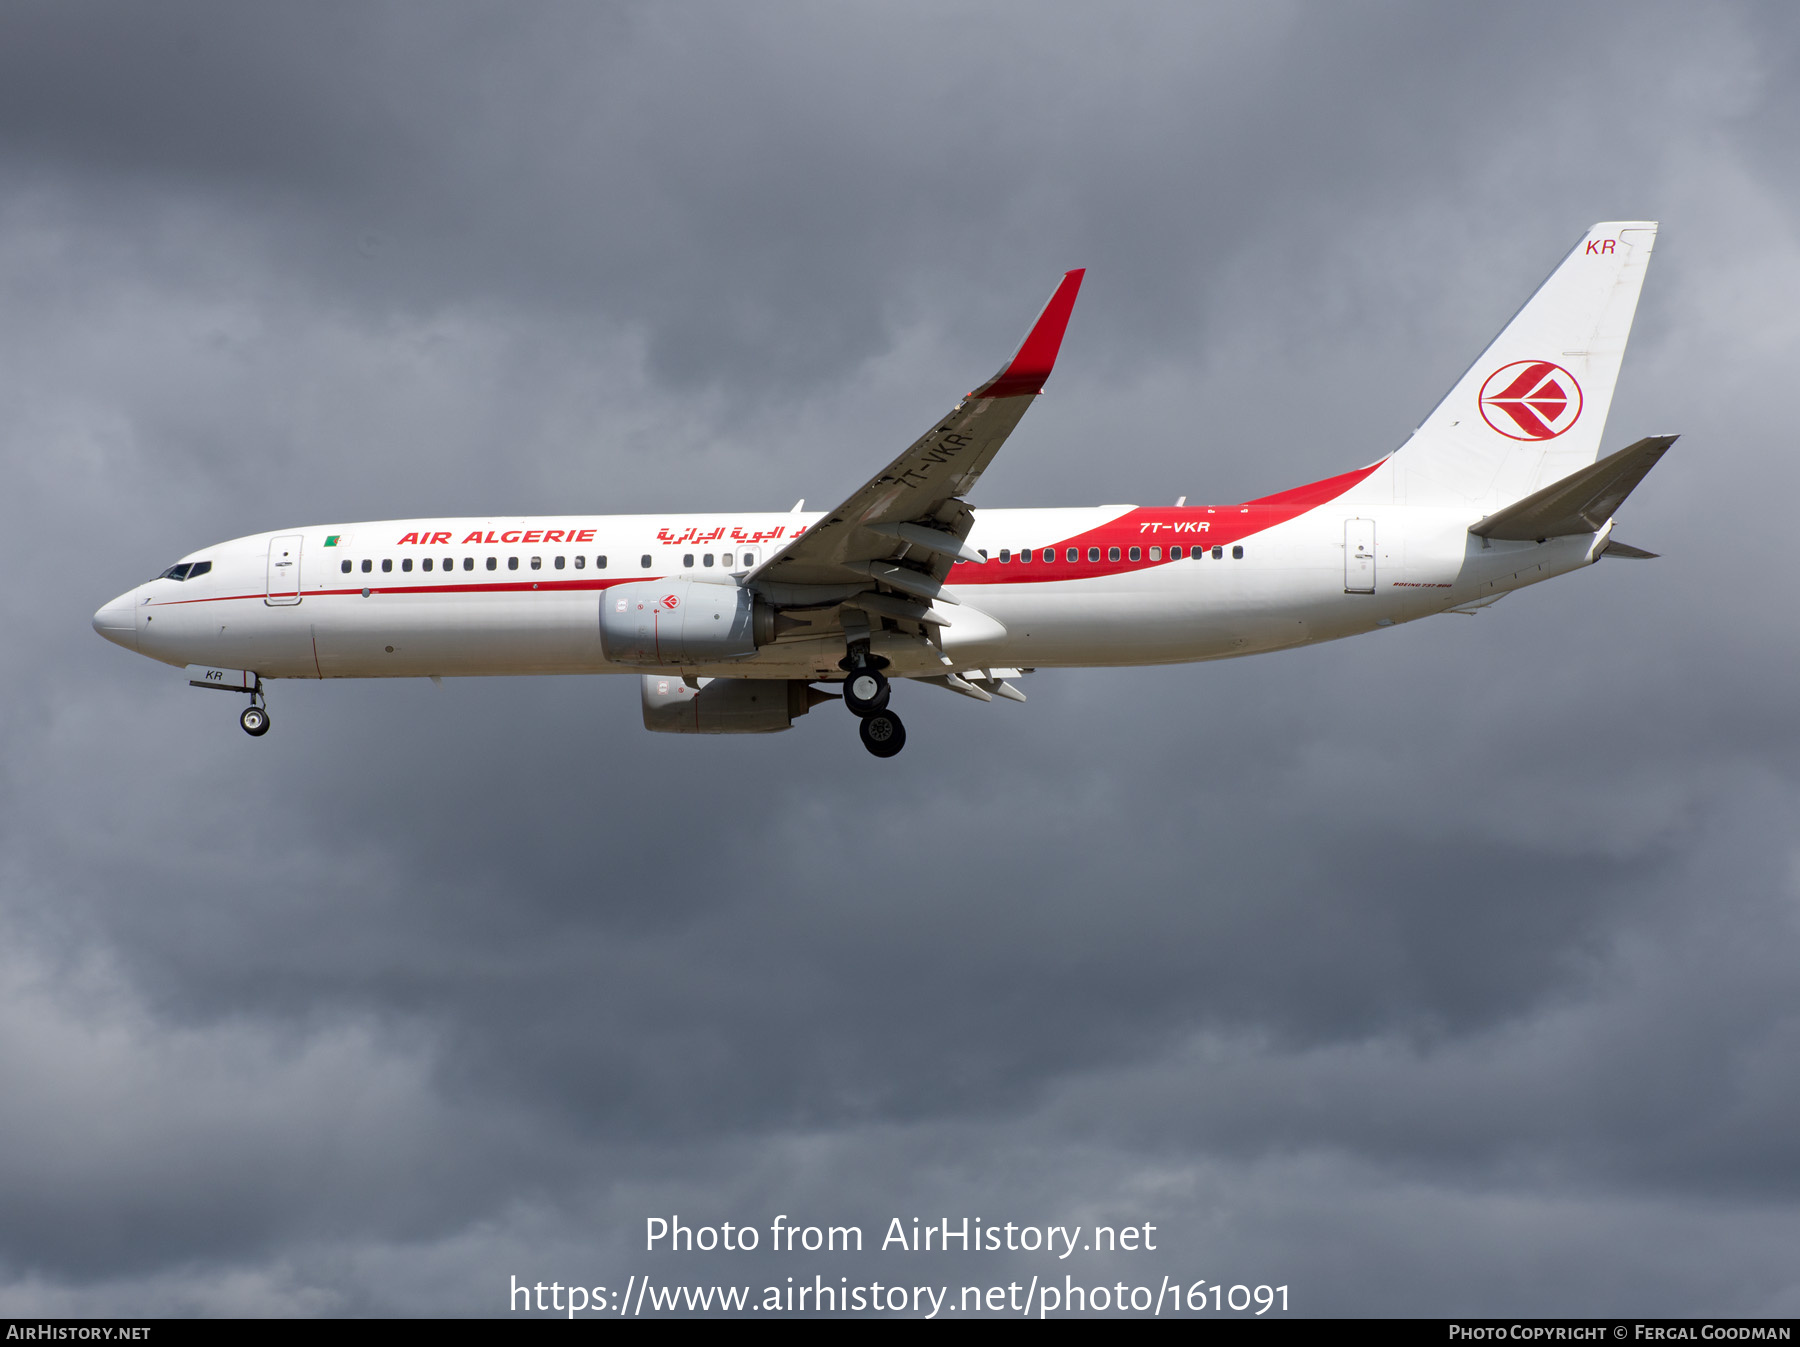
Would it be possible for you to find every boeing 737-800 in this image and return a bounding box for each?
[93,221,1671,757]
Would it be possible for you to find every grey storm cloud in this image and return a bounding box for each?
[2,0,1799,1318]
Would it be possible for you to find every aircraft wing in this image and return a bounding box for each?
[747,269,1085,594]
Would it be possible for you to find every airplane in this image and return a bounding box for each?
[93,221,1670,758]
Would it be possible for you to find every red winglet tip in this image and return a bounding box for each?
[978,268,1086,398]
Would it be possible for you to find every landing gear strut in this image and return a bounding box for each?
[187,666,272,737]
[839,642,903,757]
[240,677,270,737]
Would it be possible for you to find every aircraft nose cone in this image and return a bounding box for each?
[92,589,139,651]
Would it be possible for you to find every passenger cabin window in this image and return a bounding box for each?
[530,556,541,570]
[1212,546,1223,560]
[721,552,733,568]
[683,553,694,568]
[1149,547,1161,561]
[1128,547,1140,561]
[640,555,651,568]
[1108,547,1121,562]
[423,558,433,571]
[1067,548,1078,562]
[1019,548,1031,564]
[402,558,413,572]
[598,556,608,569]
[1087,547,1099,562]
[703,553,714,568]
[361,559,372,573]
[999,549,1010,563]
[508,556,519,570]
[1042,549,1054,563]
[382,559,393,573]
[340,560,352,574]
[573,555,584,569]
[464,557,475,570]
[1232,545,1244,559]
[486,557,497,570]
[555,556,565,569]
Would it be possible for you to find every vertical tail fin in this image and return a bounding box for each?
[1381,221,1658,510]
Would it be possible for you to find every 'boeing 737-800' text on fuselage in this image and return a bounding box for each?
[94,224,1674,757]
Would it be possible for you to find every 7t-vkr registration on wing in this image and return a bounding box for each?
[94,223,1672,758]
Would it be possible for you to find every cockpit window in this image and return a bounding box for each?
[186,561,211,579]
[157,560,213,581]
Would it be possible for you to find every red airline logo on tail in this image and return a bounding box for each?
[1479,360,1583,440]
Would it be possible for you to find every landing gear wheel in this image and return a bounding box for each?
[843,666,890,716]
[858,709,905,758]
[240,705,271,737]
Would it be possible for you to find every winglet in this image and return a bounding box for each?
[976,268,1086,399]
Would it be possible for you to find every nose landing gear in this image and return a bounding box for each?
[231,674,271,737]
[239,677,271,737]
[184,666,273,738]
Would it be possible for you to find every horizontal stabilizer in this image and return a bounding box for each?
[1599,538,1659,559]
[1470,434,1676,541]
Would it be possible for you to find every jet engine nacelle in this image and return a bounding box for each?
[640,675,834,734]
[600,580,773,666]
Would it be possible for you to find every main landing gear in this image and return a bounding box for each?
[842,665,890,716]
[857,708,905,758]
[839,649,904,758]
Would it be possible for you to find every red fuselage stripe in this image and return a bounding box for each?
[951,462,1381,586]
[150,575,657,607]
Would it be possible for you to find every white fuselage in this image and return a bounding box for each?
[92,481,1600,685]
[90,222,1660,754]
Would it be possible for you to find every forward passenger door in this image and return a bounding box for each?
[266,535,303,605]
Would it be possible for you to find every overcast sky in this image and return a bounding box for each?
[3,0,1799,1318]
